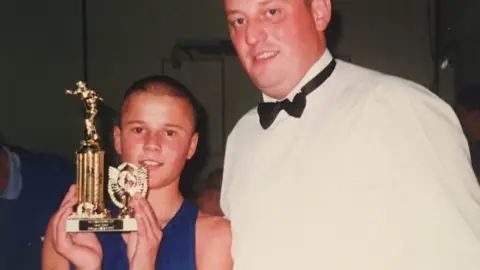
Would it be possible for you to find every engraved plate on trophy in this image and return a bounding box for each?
[64,81,148,232]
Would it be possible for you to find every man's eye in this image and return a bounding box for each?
[232,18,245,27]
[165,130,177,136]
[266,9,278,16]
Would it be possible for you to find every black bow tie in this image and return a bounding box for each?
[257,59,337,129]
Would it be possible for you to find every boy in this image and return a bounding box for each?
[42,75,232,270]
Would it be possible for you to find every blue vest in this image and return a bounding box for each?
[70,199,198,270]
[0,146,75,270]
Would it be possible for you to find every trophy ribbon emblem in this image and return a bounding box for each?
[108,162,148,217]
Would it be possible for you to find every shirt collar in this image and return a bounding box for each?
[262,49,334,102]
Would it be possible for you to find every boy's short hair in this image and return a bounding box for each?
[119,75,201,131]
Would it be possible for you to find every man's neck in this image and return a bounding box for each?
[0,147,9,193]
[146,180,185,227]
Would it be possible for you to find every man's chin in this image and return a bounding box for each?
[252,75,288,95]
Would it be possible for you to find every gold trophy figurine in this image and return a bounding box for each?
[65,81,148,232]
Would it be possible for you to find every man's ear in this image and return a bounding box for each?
[113,125,122,155]
[310,0,332,32]
[187,132,199,160]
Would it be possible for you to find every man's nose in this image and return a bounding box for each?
[245,20,267,45]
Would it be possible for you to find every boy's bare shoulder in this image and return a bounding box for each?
[195,212,233,268]
[196,211,231,248]
[197,211,231,235]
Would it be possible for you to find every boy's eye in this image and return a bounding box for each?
[132,127,143,133]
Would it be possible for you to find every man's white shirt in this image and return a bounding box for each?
[221,50,480,269]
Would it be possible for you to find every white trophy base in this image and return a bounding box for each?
[66,217,137,232]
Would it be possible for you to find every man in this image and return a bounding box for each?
[456,84,480,180]
[220,0,480,269]
[0,144,74,270]
[196,168,224,216]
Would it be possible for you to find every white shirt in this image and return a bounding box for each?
[221,50,480,269]
[0,146,23,199]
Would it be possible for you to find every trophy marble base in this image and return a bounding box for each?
[66,217,137,232]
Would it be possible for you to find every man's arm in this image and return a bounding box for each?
[196,216,233,270]
[368,79,480,232]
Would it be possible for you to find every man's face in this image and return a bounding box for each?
[225,0,330,99]
[114,90,198,189]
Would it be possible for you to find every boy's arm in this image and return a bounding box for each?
[196,216,233,270]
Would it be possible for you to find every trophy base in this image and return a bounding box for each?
[66,217,137,232]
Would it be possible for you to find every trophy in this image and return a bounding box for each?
[65,81,148,232]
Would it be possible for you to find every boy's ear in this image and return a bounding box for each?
[113,125,122,155]
[187,132,199,159]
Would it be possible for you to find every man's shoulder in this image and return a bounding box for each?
[7,145,75,198]
[368,73,453,118]
[337,61,450,112]
[338,61,432,96]
[7,145,74,168]
[338,63,460,135]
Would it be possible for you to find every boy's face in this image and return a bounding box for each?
[114,90,198,189]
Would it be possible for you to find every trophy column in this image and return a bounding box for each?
[76,144,105,215]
